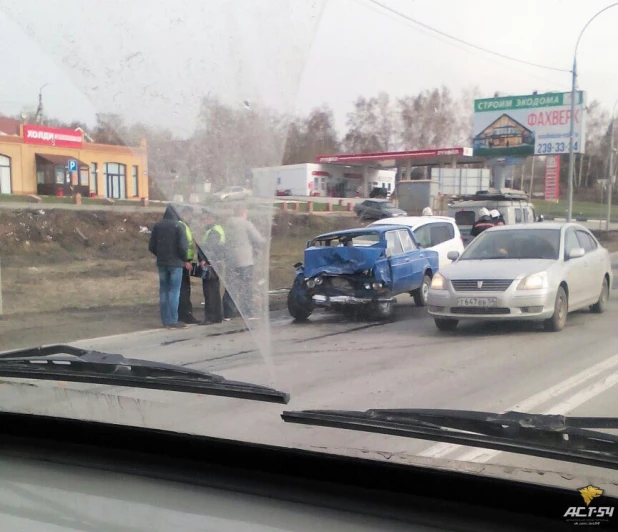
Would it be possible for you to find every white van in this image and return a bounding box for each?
[368,216,464,268]
[447,190,540,245]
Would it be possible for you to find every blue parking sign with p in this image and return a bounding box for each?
[68,159,78,172]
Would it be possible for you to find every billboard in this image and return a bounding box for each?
[23,125,83,148]
[473,91,585,158]
[544,156,561,201]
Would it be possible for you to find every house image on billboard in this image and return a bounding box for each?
[473,113,535,157]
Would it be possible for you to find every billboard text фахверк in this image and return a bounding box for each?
[472,92,586,158]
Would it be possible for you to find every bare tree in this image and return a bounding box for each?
[190,96,289,187]
[282,105,339,164]
[399,86,462,149]
[343,93,396,153]
[92,113,131,146]
[578,100,609,189]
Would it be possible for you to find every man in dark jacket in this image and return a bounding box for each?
[470,207,495,237]
[198,211,226,325]
[161,205,199,324]
[148,205,190,329]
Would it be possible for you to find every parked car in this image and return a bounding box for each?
[353,199,407,220]
[276,189,292,196]
[368,216,464,268]
[211,186,252,201]
[287,225,439,321]
[369,187,389,198]
[427,223,612,333]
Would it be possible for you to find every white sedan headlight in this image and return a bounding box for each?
[430,273,447,290]
[517,272,548,290]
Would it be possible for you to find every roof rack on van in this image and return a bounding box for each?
[449,188,529,203]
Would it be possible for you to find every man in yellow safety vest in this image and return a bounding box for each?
[175,206,199,324]
[198,211,226,325]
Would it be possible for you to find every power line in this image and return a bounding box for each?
[355,0,570,90]
[365,0,572,74]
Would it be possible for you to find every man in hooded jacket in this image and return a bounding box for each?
[148,205,190,329]
[163,205,199,324]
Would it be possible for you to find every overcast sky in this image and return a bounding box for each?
[1,0,617,139]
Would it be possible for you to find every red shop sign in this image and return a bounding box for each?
[23,125,83,148]
[544,156,561,201]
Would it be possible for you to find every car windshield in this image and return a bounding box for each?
[460,229,561,260]
[2,0,618,506]
[313,232,381,247]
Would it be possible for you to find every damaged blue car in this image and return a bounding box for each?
[287,226,440,321]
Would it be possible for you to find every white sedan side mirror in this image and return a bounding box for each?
[447,250,460,261]
[568,247,585,260]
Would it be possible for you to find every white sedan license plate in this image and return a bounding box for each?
[457,297,497,307]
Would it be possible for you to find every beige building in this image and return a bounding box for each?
[0,118,148,199]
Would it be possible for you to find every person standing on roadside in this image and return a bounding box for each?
[148,205,190,329]
[198,211,226,325]
[222,205,266,320]
[167,206,199,324]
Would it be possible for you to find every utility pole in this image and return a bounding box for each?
[566,3,618,222]
[607,101,617,231]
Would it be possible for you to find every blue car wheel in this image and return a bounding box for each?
[372,300,394,321]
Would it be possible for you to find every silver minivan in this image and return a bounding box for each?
[448,191,540,245]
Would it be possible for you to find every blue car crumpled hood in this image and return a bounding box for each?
[303,246,386,278]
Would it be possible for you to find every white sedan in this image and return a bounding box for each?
[211,186,252,201]
[369,216,464,268]
[427,223,612,332]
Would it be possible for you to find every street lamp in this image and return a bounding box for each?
[607,100,618,231]
[567,3,618,223]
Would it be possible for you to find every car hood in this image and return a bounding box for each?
[383,208,406,215]
[441,259,556,280]
[304,246,385,278]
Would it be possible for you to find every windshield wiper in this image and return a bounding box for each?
[0,345,289,404]
[281,408,618,469]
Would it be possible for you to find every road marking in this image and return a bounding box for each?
[418,352,618,459]
[454,370,618,464]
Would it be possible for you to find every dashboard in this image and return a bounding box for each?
[0,411,605,531]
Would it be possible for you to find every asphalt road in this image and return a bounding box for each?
[2,256,617,494]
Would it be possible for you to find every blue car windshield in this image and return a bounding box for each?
[461,229,561,260]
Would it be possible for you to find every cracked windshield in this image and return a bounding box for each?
[2,0,618,500]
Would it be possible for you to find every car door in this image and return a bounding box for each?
[576,229,605,302]
[369,201,382,219]
[385,230,407,293]
[563,227,589,309]
[397,228,424,290]
[359,201,374,218]
[428,222,457,268]
[412,223,431,248]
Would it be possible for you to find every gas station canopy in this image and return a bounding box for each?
[315,147,486,168]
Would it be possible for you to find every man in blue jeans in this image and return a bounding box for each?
[149,205,190,329]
